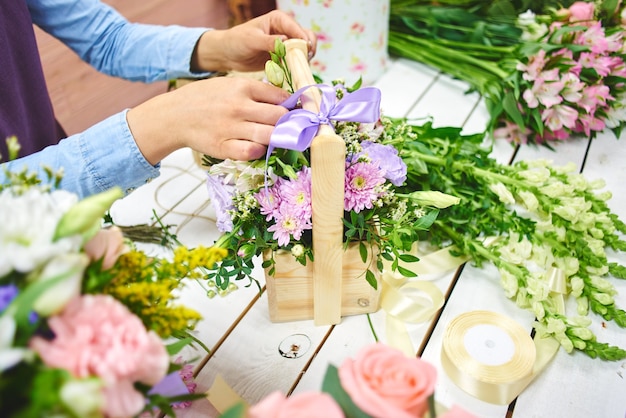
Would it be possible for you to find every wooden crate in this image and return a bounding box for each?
[262,39,383,325]
[264,243,381,322]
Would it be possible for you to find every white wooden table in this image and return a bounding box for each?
[111,58,626,418]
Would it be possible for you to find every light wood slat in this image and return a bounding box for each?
[178,296,333,417]
[374,59,440,118]
[406,72,482,128]
[512,132,626,418]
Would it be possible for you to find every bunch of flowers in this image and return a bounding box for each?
[220,342,474,418]
[389,0,626,146]
[0,160,226,417]
[203,41,459,290]
[395,120,626,360]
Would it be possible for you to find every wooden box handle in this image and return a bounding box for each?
[284,39,345,325]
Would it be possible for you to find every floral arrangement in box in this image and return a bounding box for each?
[203,40,459,291]
[0,149,225,417]
[219,342,474,418]
[389,0,626,146]
[202,39,626,360]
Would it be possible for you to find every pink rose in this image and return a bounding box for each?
[568,2,595,23]
[84,226,126,270]
[248,391,344,418]
[30,295,169,418]
[439,405,477,418]
[338,343,436,418]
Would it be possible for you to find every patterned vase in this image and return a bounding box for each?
[276,0,390,85]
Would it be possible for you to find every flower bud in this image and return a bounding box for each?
[32,253,89,316]
[408,191,460,208]
[54,187,123,241]
[60,378,105,418]
[265,61,285,88]
[291,244,305,258]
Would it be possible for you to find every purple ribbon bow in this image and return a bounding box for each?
[268,84,382,155]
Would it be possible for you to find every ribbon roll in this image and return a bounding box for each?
[441,310,559,405]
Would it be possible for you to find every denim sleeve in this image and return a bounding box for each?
[0,110,160,199]
[27,0,212,82]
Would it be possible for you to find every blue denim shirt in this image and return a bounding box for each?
[1,0,211,197]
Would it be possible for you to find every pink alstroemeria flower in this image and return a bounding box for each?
[541,104,579,131]
[523,77,564,108]
[579,84,613,113]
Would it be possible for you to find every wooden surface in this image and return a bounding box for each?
[110,57,626,417]
[35,0,230,136]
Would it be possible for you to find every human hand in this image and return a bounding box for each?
[191,10,317,73]
[127,76,290,164]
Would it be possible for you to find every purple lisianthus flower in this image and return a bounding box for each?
[206,174,235,232]
[0,284,18,312]
[0,284,38,323]
[359,141,407,186]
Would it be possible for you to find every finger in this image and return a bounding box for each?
[246,81,291,105]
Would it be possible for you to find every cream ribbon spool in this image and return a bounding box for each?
[441,310,560,405]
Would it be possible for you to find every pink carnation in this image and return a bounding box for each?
[30,295,169,417]
[248,391,344,418]
[338,343,436,418]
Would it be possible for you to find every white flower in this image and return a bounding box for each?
[499,233,532,264]
[0,188,81,277]
[499,269,519,298]
[570,276,585,297]
[530,243,554,267]
[60,378,105,418]
[291,244,305,258]
[576,296,589,315]
[517,167,550,184]
[542,181,574,198]
[517,190,539,212]
[488,182,515,204]
[31,253,89,316]
[0,315,31,372]
[589,275,616,293]
[554,256,579,276]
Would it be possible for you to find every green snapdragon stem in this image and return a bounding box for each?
[402,149,524,189]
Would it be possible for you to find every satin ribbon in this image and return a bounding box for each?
[206,373,247,413]
[268,84,381,155]
[441,267,566,405]
[381,272,445,357]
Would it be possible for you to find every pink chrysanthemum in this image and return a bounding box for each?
[267,202,312,246]
[278,167,312,219]
[344,162,385,212]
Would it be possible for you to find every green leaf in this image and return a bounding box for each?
[217,402,247,418]
[397,265,418,278]
[321,365,372,418]
[366,269,378,290]
[502,91,525,129]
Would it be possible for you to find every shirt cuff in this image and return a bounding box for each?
[75,109,161,196]
[164,27,214,80]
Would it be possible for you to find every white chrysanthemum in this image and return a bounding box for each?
[0,188,82,277]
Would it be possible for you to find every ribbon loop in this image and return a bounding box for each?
[268,84,381,155]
